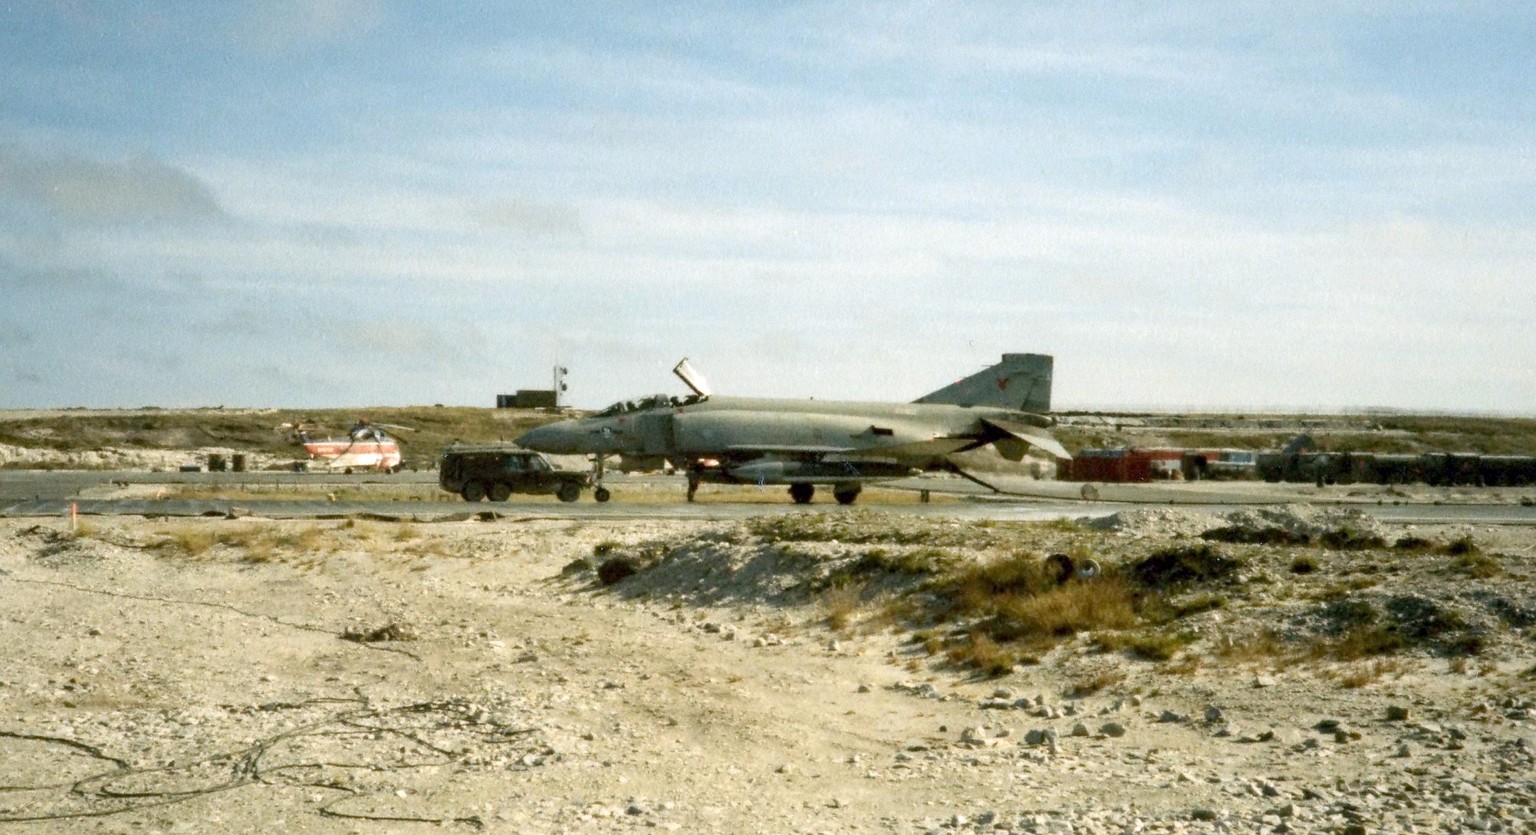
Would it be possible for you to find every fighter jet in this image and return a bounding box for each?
[514,353,1071,504]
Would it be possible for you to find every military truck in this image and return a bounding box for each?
[438,444,602,502]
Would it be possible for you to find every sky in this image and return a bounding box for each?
[2,1,1533,413]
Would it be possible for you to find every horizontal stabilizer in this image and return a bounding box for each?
[982,418,1072,461]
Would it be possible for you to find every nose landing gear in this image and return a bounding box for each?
[586,455,613,502]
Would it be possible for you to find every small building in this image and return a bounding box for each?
[1061,447,1258,483]
[1061,448,1153,483]
[496,389,559,409]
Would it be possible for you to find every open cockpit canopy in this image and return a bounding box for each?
[594,393,705,417]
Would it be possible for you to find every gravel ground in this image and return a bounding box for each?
[2,507,1534,834]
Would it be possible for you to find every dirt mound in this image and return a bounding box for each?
[1129,544,1242,588]
[1200,505,1391,548]
[1084,508,1222,538]
[0,442,284,471]
[589,528,923,606]
[580,513,1007,605]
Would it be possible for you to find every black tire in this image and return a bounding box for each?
[833,486,861,505]
[788,483,815,504]
[556,482,581,503]
[462,482,486,502]
[594,486,611,503]
[488,482,512,502]
[1044,553,1075,585]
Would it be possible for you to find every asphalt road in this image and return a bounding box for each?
[4,469,1536,526]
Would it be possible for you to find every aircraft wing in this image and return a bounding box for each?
[724,444,853,456]
[981,418,1073,461]
[726,438,980,462]
[832,437,981,461]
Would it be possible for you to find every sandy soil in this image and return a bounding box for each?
[2,509,1534,834]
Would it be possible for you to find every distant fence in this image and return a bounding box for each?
[1254,452,1536,486]
[1060,447,1536,486]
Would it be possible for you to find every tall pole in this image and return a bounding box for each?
[553,365,568,408]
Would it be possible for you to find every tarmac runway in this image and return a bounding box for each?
[3,469,1536,526]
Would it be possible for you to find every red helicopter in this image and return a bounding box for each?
[279,419,408,473]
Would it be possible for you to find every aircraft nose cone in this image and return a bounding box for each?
[515,424,569,453]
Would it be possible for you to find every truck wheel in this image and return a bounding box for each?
[462,482,486,502]
[488,482,512,502]
[594,486,611,503]
[556,482,581,503]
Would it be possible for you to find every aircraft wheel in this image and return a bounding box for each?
[788,483,815,504]
[833,486,861,505]
[488,482,512,502]
[556,482,581,503]
[462,482,486,502]
[594,486,612,503]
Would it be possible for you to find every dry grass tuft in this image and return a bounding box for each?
[151,524,221,557]
[145,522,340,562]
[1095,629,1196,662]
[1214,629,1296,668]
[1068,669,1126,697]
[944,632,1027,677]
[821,584,866,632]
[940,551,1058,619]
[988,578,1139,643]
[1331,657,1410,689]
[1451,551,1502,579]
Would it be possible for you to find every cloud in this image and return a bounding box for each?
[231,0,384,53]
[340,320,471,366]
[0,146,228,226]
[470,199,584,239]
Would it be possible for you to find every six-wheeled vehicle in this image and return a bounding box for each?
[439,444,605,502]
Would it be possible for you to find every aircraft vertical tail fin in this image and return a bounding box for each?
[914,353,1054,413]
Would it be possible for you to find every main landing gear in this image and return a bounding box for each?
[785,484,862,505]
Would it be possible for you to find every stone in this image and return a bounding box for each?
[1100,722,1127,738]
[960,726,991,746]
